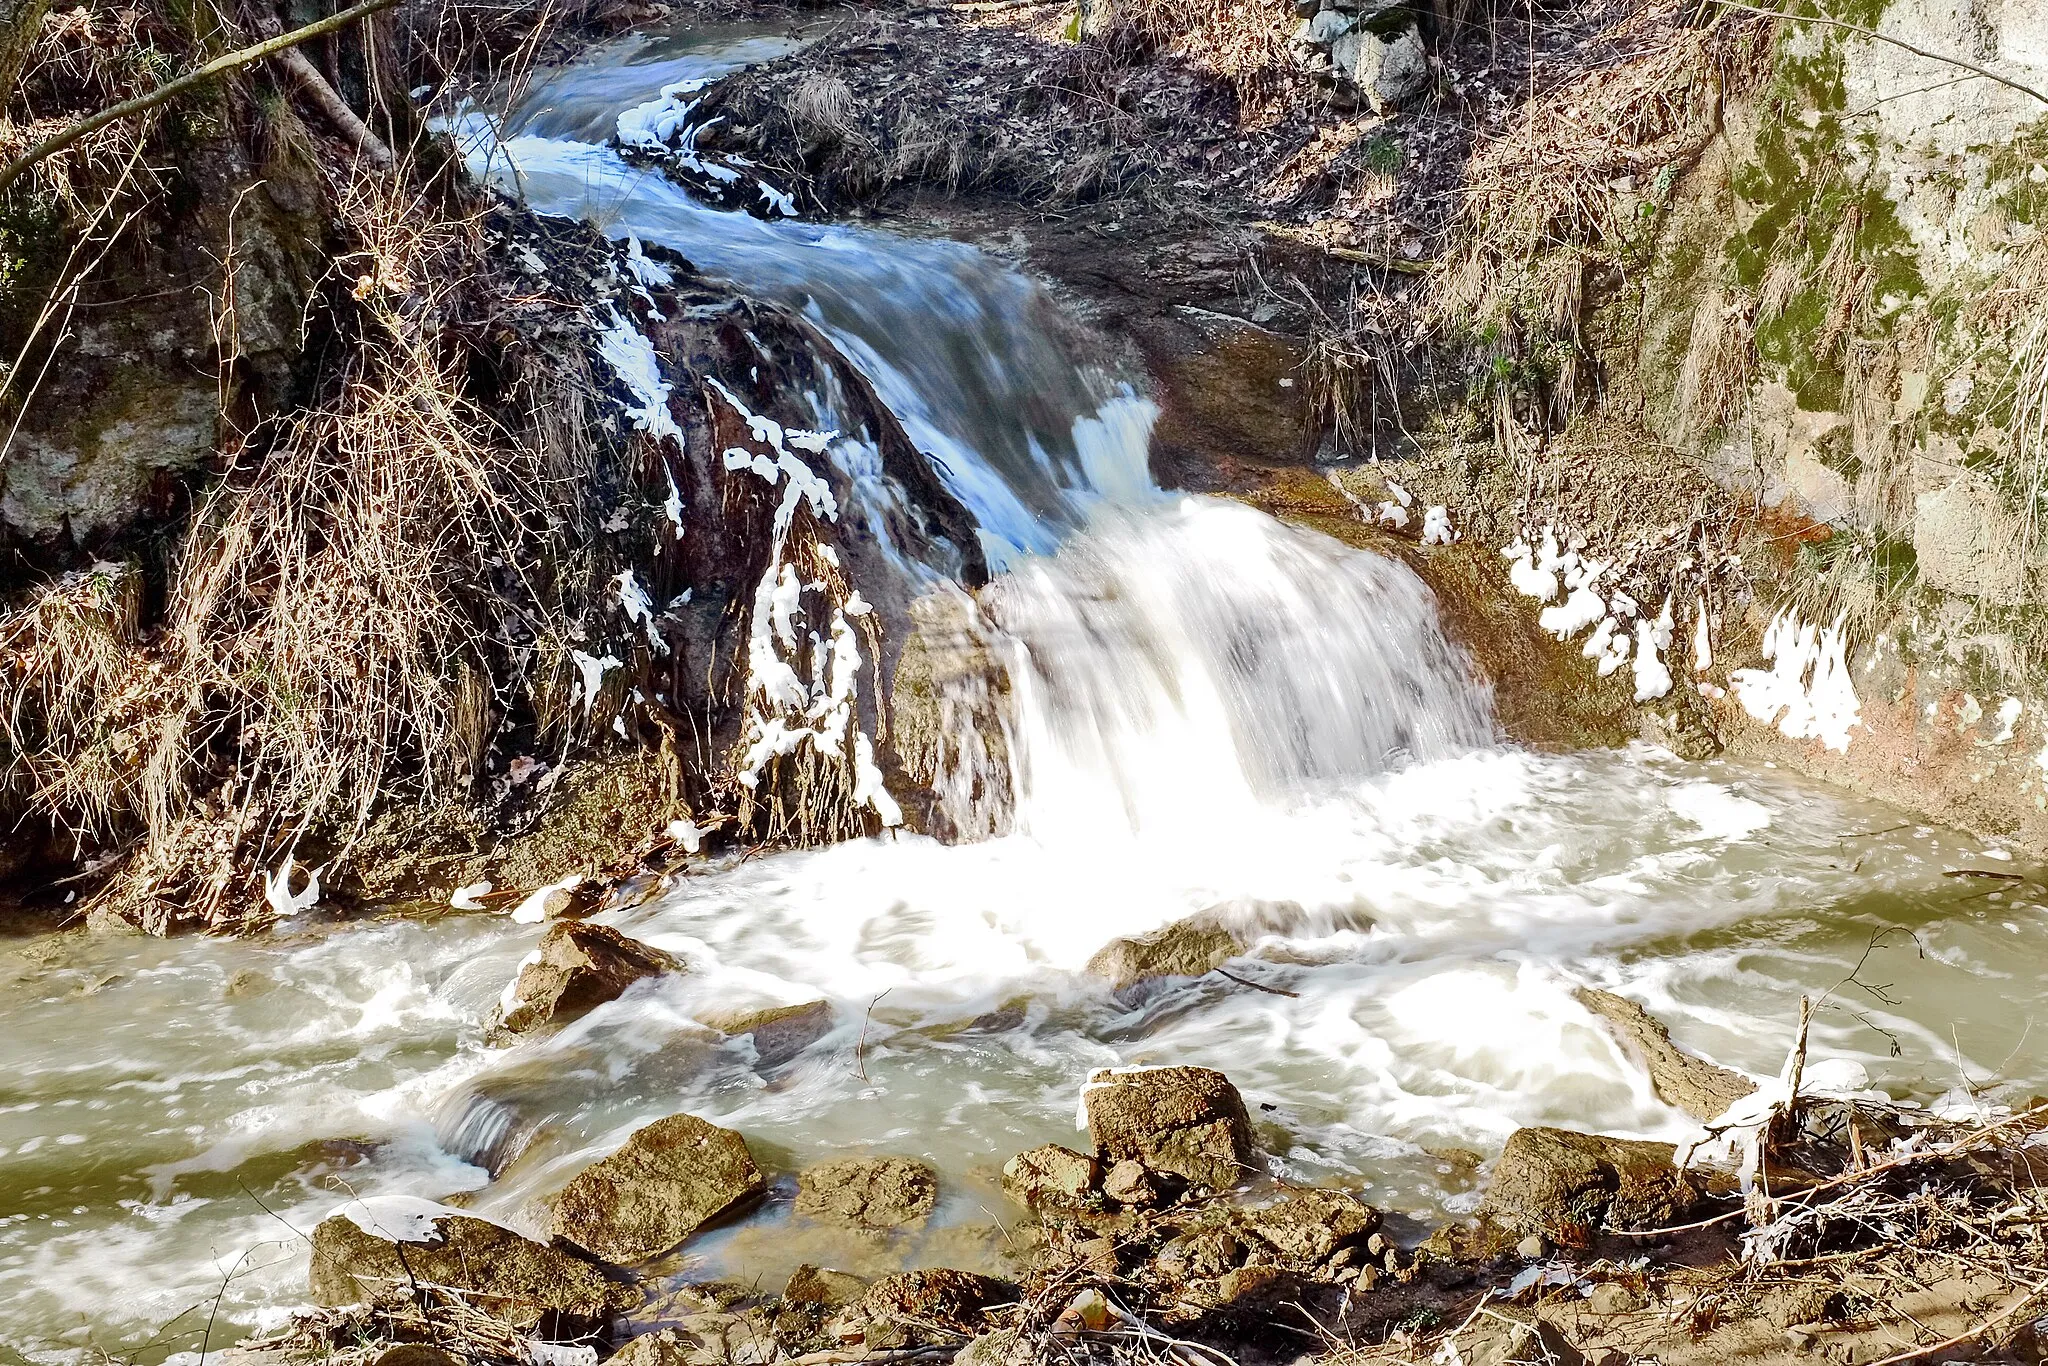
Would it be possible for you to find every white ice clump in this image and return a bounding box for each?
[1729,607,1862,752]
[334,1195,469,1244]
[1631,597,1675,703]
[1421,505,1454,545]
[613,568,667,653]
[595,309,683,446]
[1538,557,1606,639]
[708,379,840,522]
[1990,697,2023,745]
[614,79,796,217]
[1692,604,1713,673]
[1503,528,1562,602]
[1374,479,1414,530]
[615,79,712,147]
[263,860,321,918]
[523,1346,598,1366]
[663,469,686,541]
[569,649,622,717]
[511,873,586,924]
[450,880,493,911]
[666,818,704,853]
[1582,615,1630,677]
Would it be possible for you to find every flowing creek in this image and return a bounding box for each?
[5,21,2048,1363]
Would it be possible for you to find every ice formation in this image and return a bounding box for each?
[1631,597,1675,702]
[1421,505,1454,545]
[1728,607,1862,752]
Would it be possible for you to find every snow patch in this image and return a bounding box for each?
[1729,607,1862,752]
[1421,505,1454,545]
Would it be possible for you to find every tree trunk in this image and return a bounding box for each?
[0,0,54,112]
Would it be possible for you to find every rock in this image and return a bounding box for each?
[1452,1318,1589,1366]
[1516,1233,1549,1260]
[1331,23,1430,113]
[1587,1282,1642,1315]
[1574,987,1756,1122]
[1478,1127,1705,1242]
[609,1331,691,1366]
[828,1269,1011,1349]
[308,1202,628,1330]
[547,1113,766,1263]
[1155,1228,1245,1281]
[1761,1283,1840,1329]
[1085,917,1247,992]
[1301,8,1353,43]
[701,999,834,1068]
[1202,1266,1314,1321]
[1002,1144,1101,1213]
[519,878,601,922]
[954,1329,1037,1366]
[371,1347,459,1366]
[1238,1187,1381,1264]
[795,1156,938,1228]
[1101,1159,1165,1208]
[785,1264,868,1309]
[499,921,682,1035]
[1084,1066,1257,1191]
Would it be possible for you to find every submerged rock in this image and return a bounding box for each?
[701,999,834,1068]
[1084,1066,1257,1192]
[1574,987,1756,1122]
[827,1268,1011,1348]
[1002,1144,1101,1213]
[498,921,682,1035]
[1478,1127,1705,1242]
[308,1198,627,1329]
[1085,917,1247,992]
[547,1113,766,1263]
[795,1156,938,1228]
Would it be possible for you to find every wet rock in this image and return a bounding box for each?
[1085,917,1247,992]
[1101,1158,1166,1208]
[827,1268,1011,1349]
[609,1331,691,1366]
[701,999,834,1068]
[785,1263,868,1309]
[498,921,682,1035]
[1002,1144,1101,1213]
[795,1156,938,1228]
[1238,1187,1381,1265]
[308,1201,628,1330]
[547,1112,766,1263]
[1084,1066,1257,1191]
[1574,987,1755,1122]
[516,877,602,922]
[1478,1127,1705,1242]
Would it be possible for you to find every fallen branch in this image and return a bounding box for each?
[1712,0,2048,109]
[1212,967,1301,998]
[0,0,401,198]
[272,41,394,166]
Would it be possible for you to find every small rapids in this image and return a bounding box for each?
[5,19,2048,1364]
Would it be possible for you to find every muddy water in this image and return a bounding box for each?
[5,20,2048,1365]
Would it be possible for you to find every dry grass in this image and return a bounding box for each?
[1432,2,1773,428]
[1676,285,1756,440]
[1981,231,2048,554]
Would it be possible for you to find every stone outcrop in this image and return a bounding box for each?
[308,1203,628,1330]
[547,1113,766,1263]
[1477,1127,1705,1242]
[1084,1066,1258,1191]
[1001,1144,1101,1213]
[1574,987,1757,1122]
[700,999,835,1068]
[794,1156,939,1228]
[498,922,682,1035]
[1085,917,1248,992]
[1237,1187,1381,1265]
[1289,1,1430,112]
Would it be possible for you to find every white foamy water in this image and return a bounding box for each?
[6,20,2048,1364]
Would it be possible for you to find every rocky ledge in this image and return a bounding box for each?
[243,1001,2048,1366]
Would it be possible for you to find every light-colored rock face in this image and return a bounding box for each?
[498,921,682,1034]
[1001,1143,1101,1212]
[1084,917,1246,991]
[794,1156,939,1228]
[1083,1066,1258,1191]
[546,1112,766,1263]
[1914,474,2029,602]
[701,998,835,1068]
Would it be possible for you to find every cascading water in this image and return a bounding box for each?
[6,20,2048,1363]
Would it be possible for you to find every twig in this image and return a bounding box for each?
[1211,967,1300,998]
[1711,0,2048,109]
[0,0,403,199]
[854,987,891,1082]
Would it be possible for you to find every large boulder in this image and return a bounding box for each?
[1478,1127,1705,1243]
[827,1269,1011,1349]
[1001,1144,1101,1214]
[498,922,682,1035]
[795,1156,938,1228]
[1574,987,1756,1123]
[701,999,834,1068]
[547,1113,766,1263]
[308,1197,629,1331]
[1084,1067,1257,1192]
[1085,917,1247,992]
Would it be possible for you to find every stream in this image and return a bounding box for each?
[5,20,2048,1363]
